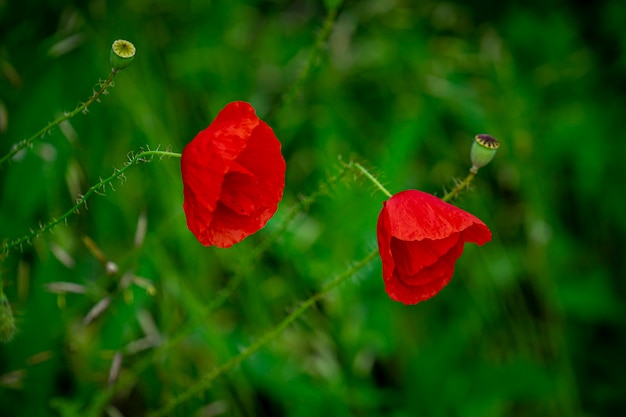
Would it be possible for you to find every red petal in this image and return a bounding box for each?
[205,121,285,247]
[383,190,491,243]
[181,142,227,244]
[376,189,492,304]
[220,171,258,215]
[203,101,261,162]
[383,239,465,304]
[383,264,453,304]
[181,101,285,248]
[401,239,465,287]
[390,233,461,279]
[376,205,395,281]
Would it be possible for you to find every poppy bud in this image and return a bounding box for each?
[470,134,499,172]
[0,292,16,343]
[110,39,136,72]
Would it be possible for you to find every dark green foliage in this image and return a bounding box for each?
[1,0,624,416]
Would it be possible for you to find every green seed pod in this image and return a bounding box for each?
[110,39,136,72]
[0,293,16,343]
[470,134,500,172]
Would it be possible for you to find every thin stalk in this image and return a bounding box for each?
[1,71,119,166]
[147,249,378,417]
[281,5,339,107]
[83,163,353,417]
[1,150,181,254]
[442,170,476,202]
[352,162,392,198]
[86,157,484,415]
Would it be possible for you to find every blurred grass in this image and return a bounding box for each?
[2,0,625,416]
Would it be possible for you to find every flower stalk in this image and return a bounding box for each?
[1,149,180,254]
[83,163,354,417]
[280,4,339,108]
[85,143,495,412]
[147,249,378,417]
[146,152,490,411]
[442,170,476,202]
[0,71,118,166]
[0,40,137,167]
[348,161,392,198]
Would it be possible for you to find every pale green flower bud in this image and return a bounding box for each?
[470,134,500,173]
[110,39,136,72]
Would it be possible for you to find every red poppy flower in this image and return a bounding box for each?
[181,101,286,248]
[376,190,491,304]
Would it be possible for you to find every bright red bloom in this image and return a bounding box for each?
[181,101,286,248]
[376,190,491,305]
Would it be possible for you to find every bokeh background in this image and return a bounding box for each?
[1,0,625,416]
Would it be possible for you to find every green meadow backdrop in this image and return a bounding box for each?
[1,0,624,416]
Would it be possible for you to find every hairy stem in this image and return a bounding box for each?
[84,157,482,415]
[351,161,393,198]
[148,249,378,417]
[0,71,120,166]
[1,150,181,254]
[442,170,476,202]
[279,4,339,109]
[154,161,351,356]
[83,163,352,417]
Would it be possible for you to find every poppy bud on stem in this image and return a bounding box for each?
[443,134,500,201]
[110,39,136,72]
[0,39,136,166]
[470,134,500,174]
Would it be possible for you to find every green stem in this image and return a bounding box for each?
[147,248,378,417]
[152,162,351,357]
[85,158,480,415]
[280,4,339,107]
[0,71,118,167]
[442,170,476,202]
[83,163,353,417]
[348,159,479,203]
[140,159,478,415]
[256,162,350,255]
[350,161,393,198]
[1,149,181,254]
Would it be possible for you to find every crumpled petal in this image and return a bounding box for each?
[377,190,492,304]
[384,190,491,243]
[181,101,286,248]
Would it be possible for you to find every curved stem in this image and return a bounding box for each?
[280,5,339,107]
[442,170,476,202]
[1,149,181,254]
[83,162,353,417]
[348,159,478,203]
[345,161,393,198]
[84,157,481,415]
[148,248,378,417]
[138,158,479,415]
[151,161,351,356]
[0,71,118,167]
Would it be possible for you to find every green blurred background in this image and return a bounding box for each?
[1,0,625,416]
